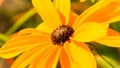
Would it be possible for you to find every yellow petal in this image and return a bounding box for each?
[79,0,86,2]
[60,41,91,68]
[19,26,51,36]
[19,28,51,38]
[60,47,71,68]
[110,16,120,22]
[91,0,95,3]
[73,22,107,42]
[0,46,26,59]
[68,12,78,26]
[103,16,120,26]
[85,0,120,23]
[18,28,37,35]
[95,36,120,47]
[64,41,96,68]
[102,6,120,26]
[11,42,53,68]
[0,32,50,59]
[36,22,54,34]
[73,0,120,29]
[54,0,70,24]
[29,45,61,68]
[32,0,62,30]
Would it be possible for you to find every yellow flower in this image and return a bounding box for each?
[0,0,3,6]
[0,0,120,68]
[80,0,95,3]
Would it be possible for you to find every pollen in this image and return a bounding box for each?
[51,25,74,45]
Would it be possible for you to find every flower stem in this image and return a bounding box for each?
[6,8,36,35]
[96,54,113,68]
[96,51,118,68]
[87,42,120,68]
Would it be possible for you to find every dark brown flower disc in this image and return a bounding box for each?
[51,25,74,45]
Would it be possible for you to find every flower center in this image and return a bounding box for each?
[51,25,74,45]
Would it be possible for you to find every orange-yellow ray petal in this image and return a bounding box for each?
[95,36,120,47]
[68,12,78,26]
[0,46,26,59]
[102,15,120,28]
[32,0,62,30]
[19,28,51,36]
[104,16,120,24]
[54,0,70,24]
[108,28,120,36]
[4,32,50,49]
[64,41,96,68]
[60,40,91,68]
[71,39,91,52]
[36,22,54,34]
[84,1,120,23]
[73,0,120,29]
[29,45,61,68]
[73,22,107,42]
[60,46,71,68]
[11,42,53,68]
[18,28,38,35]
[0,32,50,59]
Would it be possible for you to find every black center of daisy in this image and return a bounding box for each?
[51,25,74,45]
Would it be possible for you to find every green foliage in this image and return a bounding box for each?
[110,22,120,32]
[95,43,120,68]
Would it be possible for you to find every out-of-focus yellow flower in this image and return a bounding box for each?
[80,0,86,2]
[80,0,95,3]
[0,0,120,68]
[0,0,3,6]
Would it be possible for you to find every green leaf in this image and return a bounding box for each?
[110,22,120,32]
